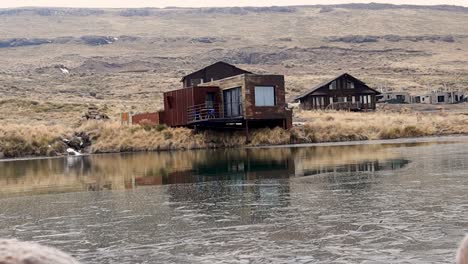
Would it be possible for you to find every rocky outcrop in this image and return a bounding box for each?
[0,8,104,16]
[82,106,109,120]
[315,3,468,13]
[64,132,92,151]
[327,35,379,43]
[327,34,457,43]
[0,35,137,49]
[0,38,51,48]
[119,9,152,17]
[203,6,296,14]
[79,36,117,46]
[190,37,225,44]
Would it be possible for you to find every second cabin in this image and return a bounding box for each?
[294,73,380,111]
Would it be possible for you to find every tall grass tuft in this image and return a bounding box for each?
[0,124,69,158]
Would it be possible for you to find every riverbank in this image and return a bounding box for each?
[1,111,468,159]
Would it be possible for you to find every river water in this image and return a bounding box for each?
[0,137,467,263]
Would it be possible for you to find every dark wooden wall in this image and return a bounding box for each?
[183,63,249,87]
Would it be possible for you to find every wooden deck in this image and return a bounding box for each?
[187,103,244,127]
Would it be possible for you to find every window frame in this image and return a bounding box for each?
[190,78,203,86]
[254,85,276,107]
[223,87,243,117]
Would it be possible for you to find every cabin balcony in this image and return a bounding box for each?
[187,103,243,125]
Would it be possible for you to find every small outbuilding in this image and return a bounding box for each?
[294,73,380,111]
[412,91,465,104]
[377,91,411,104]
[430,91,464,104]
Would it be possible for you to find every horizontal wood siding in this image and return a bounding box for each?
[299,74,378,111]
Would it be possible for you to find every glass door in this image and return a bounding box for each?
[223,87,242,117]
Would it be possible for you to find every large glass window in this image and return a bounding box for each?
[329,81,337,90]
[255,86,275,106]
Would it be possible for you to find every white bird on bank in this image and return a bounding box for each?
[66,148,82,156]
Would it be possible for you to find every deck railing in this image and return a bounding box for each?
[187,103,223,123]
[326,102,362,111]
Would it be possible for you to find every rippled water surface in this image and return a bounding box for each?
[1,137,467,263]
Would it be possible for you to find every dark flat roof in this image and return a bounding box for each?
[181,61,252,82]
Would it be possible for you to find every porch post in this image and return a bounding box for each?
[245,120,250,143]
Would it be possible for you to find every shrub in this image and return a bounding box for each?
[402,125,426,137]
[379,127,402,139]
[155,124,167,132]
[163,131,173,140]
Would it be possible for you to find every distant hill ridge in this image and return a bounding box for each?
[1,3,468,16]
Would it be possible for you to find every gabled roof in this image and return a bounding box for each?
[181,61,252,82]
[294,73,380,101]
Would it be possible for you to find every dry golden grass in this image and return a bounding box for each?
[78,121,247,153]
[293,110,468,142]
[0,124,70,158]
[1,110,468,159]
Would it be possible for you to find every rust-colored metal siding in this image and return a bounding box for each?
[164,88,193,127]
[163,86,220,127]
[132,111,165,125]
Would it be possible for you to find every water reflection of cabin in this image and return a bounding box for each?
[165,153,295,185]
[294,73,380,111]
[295,159,409,177]
[160,62,292,129]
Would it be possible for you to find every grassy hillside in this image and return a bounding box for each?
[0,4,467,126]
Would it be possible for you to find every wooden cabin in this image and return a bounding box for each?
[294,73,380,111]
[181,61,252,88]
[161,72,292,130]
